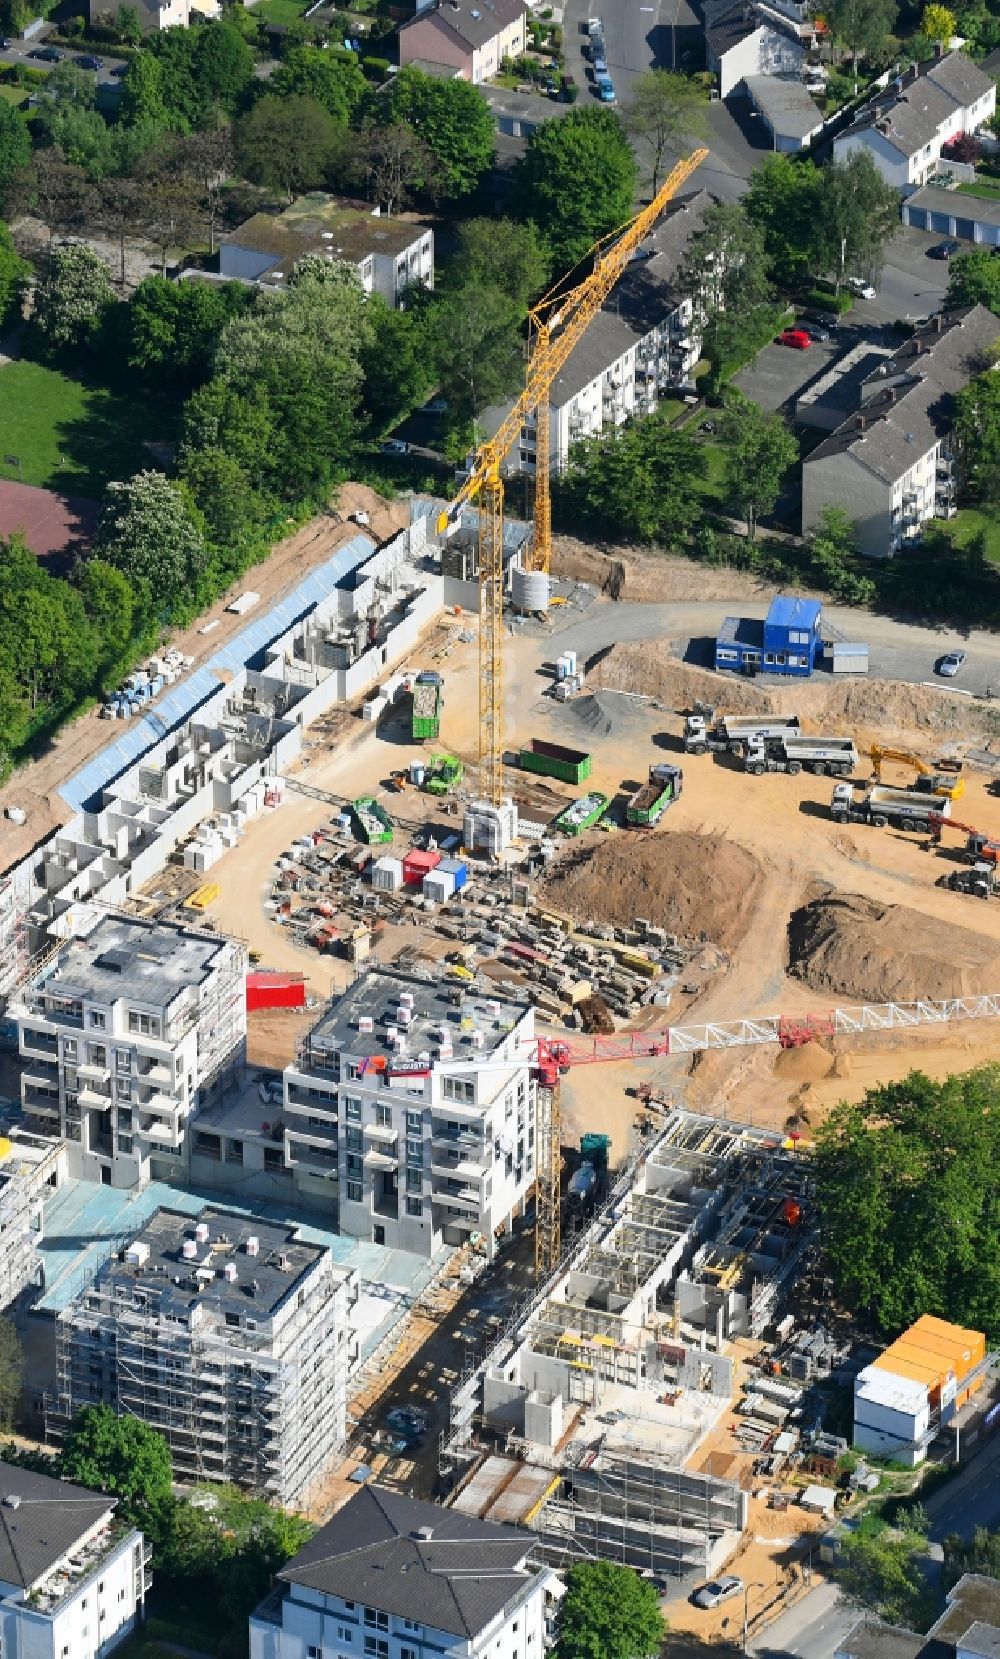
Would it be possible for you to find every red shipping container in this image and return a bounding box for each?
[246,971,307,1011]
[402,849,442,885]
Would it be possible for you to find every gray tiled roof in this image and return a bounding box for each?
[278,1486,541,1640]
[0,1463,115,1589]
[805,305,1000,483]
[839,50,994,160]
[924,49,995,108]
[836,1618,933,1659]
[402,0,526,51]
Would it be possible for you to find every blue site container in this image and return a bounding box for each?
[438,857,467,890]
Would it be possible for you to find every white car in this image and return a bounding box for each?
[848,276,877,300]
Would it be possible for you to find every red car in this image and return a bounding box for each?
[779,328,811,349]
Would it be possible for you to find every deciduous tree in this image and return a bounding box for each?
[451,216,549,308]
[680,201,776,394]
[0,101,31,205]
[623,68,707,197]
[93,470,208,613]
[838,1510,933,1629]
[0,1321,22,1432]
[0,219,26,324]
[235,94,340,201]
[816,149,900,289]
[954,370,1000,504]
[511,106,637,273]
[58,1405,172,1513]
[827,0,898,69]
[380,68,494,200]
[558,412,706,544]
[946,247,1000,311]
[555,1562,666,1659]
[744,153,822,289]
[32,243,116,350]
[922,2,956,40]
[269,46,365,123]
[426,282,523,427]
[350,121,435,215]
[719,393,797,540]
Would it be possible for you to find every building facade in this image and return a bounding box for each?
[283,967,537,1258]
[398,0,527,83]
[220,198,434,309]
[704,0,807,98]
[46,1206,358,1507]
[0,1461,150,1659]
[833,51,995,190]
[802,305,1000,557]
[13,916,247,1187]
[0,1133,65,1313]
[251,1486,561,1659]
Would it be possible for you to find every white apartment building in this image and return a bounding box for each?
[833,50,996,190]
[802,304,1000,557]
[704,0,808,98]
[220,198,434,309]
[490,191,713,478]
[250,1486,562,1659]
[46,1206,358,1507]
[0,1133,65,1313]
[13,915,246,1188]
[283,967,537,1258]
[0,1461,150,1659]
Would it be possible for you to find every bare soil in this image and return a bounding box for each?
[550,536,816,606]
[787,888,1000,1002]
[540,829,766,951]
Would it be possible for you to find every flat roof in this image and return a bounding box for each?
[717,616,765,648]
[796,341,895,415]
[306,966,530,1066]
[906,181,1000,229]
[856,1365,928,1412]
[96,1204,326,1319]
[836,1618,935,1659]
[767,595,821,629]
[36,914,230,1011]
[931,1575,1000,1647]
[226,196,430,268]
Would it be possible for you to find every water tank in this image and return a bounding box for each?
[511,566,550,614]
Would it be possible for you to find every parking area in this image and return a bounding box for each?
[733,327,843,413]
[853,224,954,325]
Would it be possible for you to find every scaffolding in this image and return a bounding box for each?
[0,1133,64,1311]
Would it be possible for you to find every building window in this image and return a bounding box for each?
[443,1077,475,1104]
[128,1011,160,1038]
[406,1197,423,1218]
[406,1110,422,1132]
[375,1104,392,1128]
[336,1629,352,1644]
[363,1642,389,1659]
[401,1648,417,1659]
[346,1128,363,1153]
[119,1135,134,1155]
[87,1044,107,1067]
[308,1648,320,1658]
[406,1139,423,1166]
[63,1039,77,1060]
[406,1167,422,1193]
[364,1610,389,1632]
[347,1181,363,1203]
[345,1097,362,1122]
[89,1011,106,1030]
[118,1078,132,1102]
[116,1050,131,1073]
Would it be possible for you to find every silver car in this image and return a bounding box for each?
[937,650,967,677]
[692,1574,744,1610]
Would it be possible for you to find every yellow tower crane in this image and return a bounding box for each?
[436,147,708,1280]
[436,147,708,815]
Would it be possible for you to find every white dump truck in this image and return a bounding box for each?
[684,709,801,757]
[830,783,952,830]
[744,735,858,777]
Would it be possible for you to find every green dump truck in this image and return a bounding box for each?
[626,763,683,827]
[519,738,593,785]
[353,796,393,845]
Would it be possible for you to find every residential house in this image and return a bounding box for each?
[833,50,996,190]
[398,0,528,83]
[220,196,434,308]
[282,966,538,1259]
[249,1485,563,1659]
[46,1206,358,1507]
[801,304,1000,557]
[836,1573,1000,1659]
[487,189,713,477]
[0,1460,150,1659]
[12,914,247,1188]
[704,0,809,97]
[87,0,218,31]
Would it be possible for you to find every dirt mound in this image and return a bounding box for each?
[788,890,1000,1002]
[590,643,782,714]
[550,538,800,605]
[540,830,765,950]
[773,1043,836,1082]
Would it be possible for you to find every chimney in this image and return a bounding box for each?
[856,414,866,431]
[914,338,923,353]
[935,313,944,332]
[887,388,897,403]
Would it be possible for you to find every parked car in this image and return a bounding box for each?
[596,72,616,101]
[422,397,448,415]
[110,61,128,75]
[937,650,967,677]
[380,439,410,455]
[779,327,811,349]
[28,44,62,60]
[692,1576,744,1611]
[74,52,104,68]
[592,53,608,71]
[806,310,840,330]
[848,276,877,299]
[805,323,830,341]
[0,36,14,47]
[928,239,961,259]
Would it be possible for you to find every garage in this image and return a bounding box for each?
[902,182,1000,247]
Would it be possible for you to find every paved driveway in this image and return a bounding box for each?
[849,226,953,326]
[734,331,842,413]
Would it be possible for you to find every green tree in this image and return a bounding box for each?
[719,394,797,540]
[623,68,707,197]
[269,46,365,123]
[555,1562,666,1659]
[93,470,208,613]
[815,1066,1000,1339]
[381,68,494,200]
[0,1320,22,1432]
[115,3,142,44]
[558,412,706,544]
[922,2,956,40]
[953,370,1000,505]
[679,201,775,394]
[77,558,135,674]
[451,216,549,309]
[744,153,822,290]
[816,150,900,289]
[0,101,31,204]
[427,282,523,428]
[349,121,435,215]
[838,1510,933,1629]
[32,243,116,351]
[827,0,898,70]
[359,296,432,431]
[512,106,637,273]
[943,1525,1000,1591]
[807,504,875,604]
[0,219,26,325]
[180,445,263,548]
[189,20,254,117]
[946,247,1000,310]
[127,273,250,389]
[234,95,340,201]
[57,1405,172,1511]
[118,53,168,130]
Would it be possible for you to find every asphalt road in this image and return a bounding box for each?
[547,598,1000,696]
[0,35,126,85]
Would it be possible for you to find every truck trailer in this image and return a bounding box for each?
[830,783,952,830]
[520,738,593,785]
[412,672,443,741]
[684,709,802,757]
[626,763,683,826]
[744,735,858,777]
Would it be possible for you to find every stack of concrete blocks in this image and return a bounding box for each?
[362,693,389,723]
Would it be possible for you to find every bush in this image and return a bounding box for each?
[943,131,982,163]
[361,54,390,78]
[803,285,854,314]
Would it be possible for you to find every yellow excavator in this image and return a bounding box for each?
[869,744,965,800]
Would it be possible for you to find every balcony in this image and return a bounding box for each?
[79,1083,113,1107]
[77,1058,110,1081]
[431,1185,480,1214]
[364,1122,398,1146]
[140,1119,182,1147]
[140,1089,180,1115]
[138,1060,173,1084]
[20,1030,58,1058]
[288,1141,338,1173]
[22,1091,60,1118]
[21,1067,59,1092]
[364,1147,398,1170]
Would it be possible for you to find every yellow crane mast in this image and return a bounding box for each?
[436,147,708,814]
[437,147,707,1282]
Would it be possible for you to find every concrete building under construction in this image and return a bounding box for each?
[45,1204,358,1507]
[441,1109,815,1586]
[0,1132,65,1313]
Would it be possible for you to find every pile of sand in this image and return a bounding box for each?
[540,831,765,950]
[773,1043,836,1082]
[591,644,781,715]
[787,890,1000,1002]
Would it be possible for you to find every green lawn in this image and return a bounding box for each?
[0,360,176,498]
[937,505,1000,563]
[956,177,1000,201]
[0,84,27,107]
[692,437,728,502]
[250,0,309,23]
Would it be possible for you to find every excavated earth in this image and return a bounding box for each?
[787,889,1000,1002]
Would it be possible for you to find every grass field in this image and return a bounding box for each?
[957,177,1000,201]
[937,505,1000,563]
[0,359,175,497]
[0,84,27,106]
[249,0,308,23]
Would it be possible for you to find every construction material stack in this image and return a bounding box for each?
[411,671,443,741]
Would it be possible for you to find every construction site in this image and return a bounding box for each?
[2,148,1000,1649]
